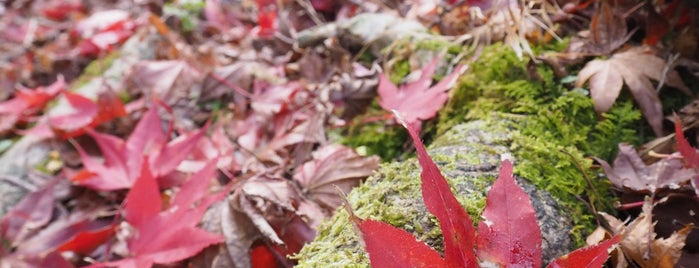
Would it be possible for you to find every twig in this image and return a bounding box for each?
[560,149,602,227]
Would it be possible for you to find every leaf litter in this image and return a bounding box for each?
[0,0,698,267]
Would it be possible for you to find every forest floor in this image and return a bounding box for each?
[1,0,699,267]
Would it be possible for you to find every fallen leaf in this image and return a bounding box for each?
[97,160,225,268]
[594,143,696,193]
[576,47,691,136]
[293,144,379,213]
[0,77,65,134]
[357,218,446,268]
[378,57,466,132]
[476,160,542,267]
[547,234,621,268]
[581,1,631,55]
[620,198,691,268]
[0,178,59,249]
[71,103,207,190]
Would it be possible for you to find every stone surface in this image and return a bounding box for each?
[295,120,574,267]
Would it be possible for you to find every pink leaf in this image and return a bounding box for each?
[123,161,161,228]
[476,160,542,267]
[49,91,98,134]
[399,114,478,266]
[71,103,205,190]
[379,58,466,132]
[547,235,620,268]
[359,219,446,268]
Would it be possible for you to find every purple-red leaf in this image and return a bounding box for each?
[547,235,620,268]
[0,178,59,248]
[400,114,478,267]
[476,160,542,267]
[359,219,446,268]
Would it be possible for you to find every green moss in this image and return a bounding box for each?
[72,52,120,89]
[435,42,642,245]
[339,116,408,161]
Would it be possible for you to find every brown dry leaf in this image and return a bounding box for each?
[619,198,692,268]
[594,144,696,193]
[293,144,379,214]
[576,47,691,136]
[582,1,631,55]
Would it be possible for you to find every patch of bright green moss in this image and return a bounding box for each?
[437,42,643,244]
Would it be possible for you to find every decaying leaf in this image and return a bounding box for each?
[581,1,631,55]
[607,198,692,268]
[293,144,379,213]
[594,143,696,193]
[576,47,691,136]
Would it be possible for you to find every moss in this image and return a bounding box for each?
[339,116,409,161]
[72,52,120,89]
[435,42,643,245]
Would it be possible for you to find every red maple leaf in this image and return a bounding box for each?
[52,90,126,138]
[94,160,225,268]
[476,160,542,267]
[674,116,699,196]
[71,103,207,191]
[0,77,65,134]
[73,10,137,57]
[378,57,466,132]
[353,114,620,267]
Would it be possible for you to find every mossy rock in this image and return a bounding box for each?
[295,119,574,266]
[298,41,644,266]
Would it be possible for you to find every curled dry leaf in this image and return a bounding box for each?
[293,144,379,214]
[594,143,696,193]
[603,198,692,268]
[576,47,691,136]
